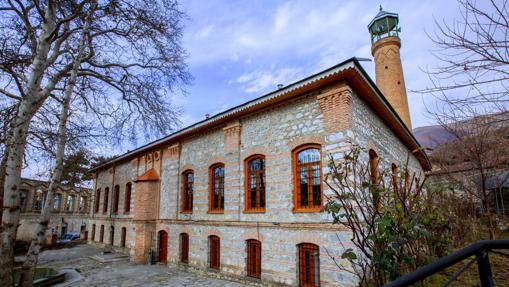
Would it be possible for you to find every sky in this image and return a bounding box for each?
[176,0,461,132]
[21,0,470,179]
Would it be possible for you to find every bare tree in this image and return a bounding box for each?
[428,111,509,239]
[419,0,508,111]
[0,1,189,285]
[19,4,95,285]
[418,0,509,239]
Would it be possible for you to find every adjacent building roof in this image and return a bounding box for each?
[90,57,431,172]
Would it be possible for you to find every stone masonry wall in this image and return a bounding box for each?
[88,79,425,286]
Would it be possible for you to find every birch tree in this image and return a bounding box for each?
[0,1,189,285]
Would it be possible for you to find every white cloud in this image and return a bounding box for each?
[236,66,302,94]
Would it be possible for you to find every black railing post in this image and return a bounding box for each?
[476,250,494,287]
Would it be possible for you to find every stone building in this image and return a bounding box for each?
[17,178,92,242]
[87,8,431,287]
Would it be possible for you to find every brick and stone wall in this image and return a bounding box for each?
[88,80,425,286]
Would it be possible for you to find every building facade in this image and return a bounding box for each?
[88,8,430,287]
[17,178,92,242]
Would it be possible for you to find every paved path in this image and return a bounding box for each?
[23,244,247,287]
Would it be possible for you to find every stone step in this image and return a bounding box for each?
[89,252,130,263]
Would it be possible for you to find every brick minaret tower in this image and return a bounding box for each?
[368,6,412,129]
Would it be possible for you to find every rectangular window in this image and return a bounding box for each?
[92,224,96,241]
[53,194,62,211]
[125,183,132,213]
[103,187,109,213]
[79,196,87,212]
[66,195,75,212]
[182,171,194,212]
[20,190,28,212]
[113,185,120,214]
[95,189,101,213]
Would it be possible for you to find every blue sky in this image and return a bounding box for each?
[176,0,460,131]
[23,0,469,179]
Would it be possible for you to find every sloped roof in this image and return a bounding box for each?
[90,57,431,172]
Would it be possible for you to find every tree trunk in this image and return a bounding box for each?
[18,6,94,285]
[0,4,57,286]
[0,148,9,224]
[0,100,42,286]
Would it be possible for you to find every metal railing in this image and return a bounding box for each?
[385,240,509,287]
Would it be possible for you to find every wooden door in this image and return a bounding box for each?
[298,243,320,287]
[110,226,115,245]
[180,233,189,263]
[121,227,126,248]
[209,236,220,269]
[247,240,261,278]
[159,230,168,263]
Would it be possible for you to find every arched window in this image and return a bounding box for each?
[391,163,399,193]
[125,182,132,213]
[182,170,194,213]
[103,187,109,213]
[293,144,322,211]
[209,235,220,269]
[113,185,120,214]
[180,233,189,263]
[209,163,225,212]
[298,243,320,287]
[99,225,104,242]
[92,224,96,241]
[121,227,127,248]
[245,155,265,212]
[246,239,261,278]
[95,188,101,213]
[369,149,379,184]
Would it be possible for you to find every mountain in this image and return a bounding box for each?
[413,125,455,149]
[413,111,509,150]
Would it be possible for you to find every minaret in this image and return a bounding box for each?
[368,6,412,129]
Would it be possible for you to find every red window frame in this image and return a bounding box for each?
[298,243,320,287]
[113,185,120,214]
[95,188,101,213]
[209,163,225,213]
[181,170,194,213]
[293,144,323,212]
[246,239,262,278]
[244,155,265,213]
[103,187,109,213]
[209,235,220,269]
[124,182,132,214]
[180,233,189,263]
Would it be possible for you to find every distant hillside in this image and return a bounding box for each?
[413,125,455,149]
[413,111,509,150]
